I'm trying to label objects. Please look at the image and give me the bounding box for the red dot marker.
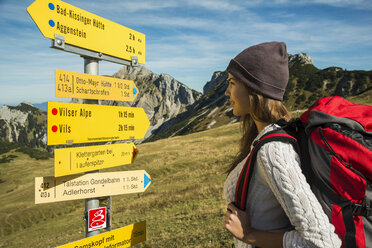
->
[52,125,58,132]
[52,108,58,115]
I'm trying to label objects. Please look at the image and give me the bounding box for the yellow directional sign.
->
[35,170,151,204]
[47,102,150,145]
[54,142,138,177]
[56,69,138,102]
[57,221,146,248]
[27,0,145,64]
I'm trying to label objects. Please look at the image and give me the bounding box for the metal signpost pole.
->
[83,57,99,104]
[83,57,100,237]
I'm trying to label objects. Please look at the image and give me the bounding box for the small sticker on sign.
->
[88,207,107,232]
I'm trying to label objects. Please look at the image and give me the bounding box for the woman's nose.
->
[225,86,230,97]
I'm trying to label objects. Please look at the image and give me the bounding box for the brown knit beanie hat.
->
[226,41,289,101]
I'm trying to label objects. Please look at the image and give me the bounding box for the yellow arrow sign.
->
[57,221,146,248]
[35,170,151,204]
[54,142,138,177]
[56,69,138,102]
[27,0,145,64]
[47,102,150,145]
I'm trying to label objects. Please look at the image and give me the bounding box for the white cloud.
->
[303,0,371,8]
[240,0,372,9]
[184,0,242,11]
[0,0,371,104]
[86,0,178,13]
[74,0,243,13]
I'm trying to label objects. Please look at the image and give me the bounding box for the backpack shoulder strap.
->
[234,129,298,210]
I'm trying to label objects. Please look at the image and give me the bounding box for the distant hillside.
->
[0,103,47,149]
[285,58,372,109]
[1,54,371,146]
[147,53,372,142]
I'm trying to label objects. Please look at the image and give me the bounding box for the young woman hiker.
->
[223,41,341,248]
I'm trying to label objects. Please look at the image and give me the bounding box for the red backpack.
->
[235,96,372,248]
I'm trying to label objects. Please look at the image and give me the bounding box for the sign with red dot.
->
[47,101,150,145]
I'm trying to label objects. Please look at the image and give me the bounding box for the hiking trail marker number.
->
[56,69,138,102]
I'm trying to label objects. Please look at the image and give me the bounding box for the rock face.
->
[102,65,202,140]
[288,53,313,66]
[0,103,47,147]
[203,71,228,94]
[146,70,234,142]
[0,105,28,142]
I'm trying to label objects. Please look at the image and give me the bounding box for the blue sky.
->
[0,0,371,106]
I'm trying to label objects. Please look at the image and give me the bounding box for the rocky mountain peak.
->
[113,65,154,81]
[203,71,228,94]
[288,52,313,66]
[0,105,29,126]
[105,65,202,140]
[0,103,47,147]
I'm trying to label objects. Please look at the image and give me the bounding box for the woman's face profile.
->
[225,73,252,117]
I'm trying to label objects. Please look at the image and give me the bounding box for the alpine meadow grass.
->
[0,123,241,247]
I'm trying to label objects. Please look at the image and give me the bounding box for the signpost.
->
[56,69,138,102]
[27,0,145,64]
[54,142,138,177]
[57,221,146,248]
[28,0,150,245]
[35,170,151,204]
[47,102,150,145]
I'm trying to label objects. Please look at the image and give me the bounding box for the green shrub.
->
[0,141,19,155]
[295,93,306,105]
[15,146,52,160]
[0,154,18,164]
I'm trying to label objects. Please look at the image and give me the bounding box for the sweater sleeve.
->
[256,141,341,248]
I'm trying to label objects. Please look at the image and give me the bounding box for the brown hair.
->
[227,87,292,173]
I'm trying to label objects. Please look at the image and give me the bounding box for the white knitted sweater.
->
[224,124,341,248]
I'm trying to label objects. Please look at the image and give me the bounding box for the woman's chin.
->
[232,110,241,117]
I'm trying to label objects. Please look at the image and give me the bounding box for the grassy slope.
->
[346,89,372,106]
[0,123,241,247]
[1,95,370,247]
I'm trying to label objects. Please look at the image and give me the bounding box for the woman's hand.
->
[224,203,285,247]
[224,202,254,243]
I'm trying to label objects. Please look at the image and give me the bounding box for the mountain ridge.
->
[146,53,372,142]
[0,66,201,147]
[1,52,371,146]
